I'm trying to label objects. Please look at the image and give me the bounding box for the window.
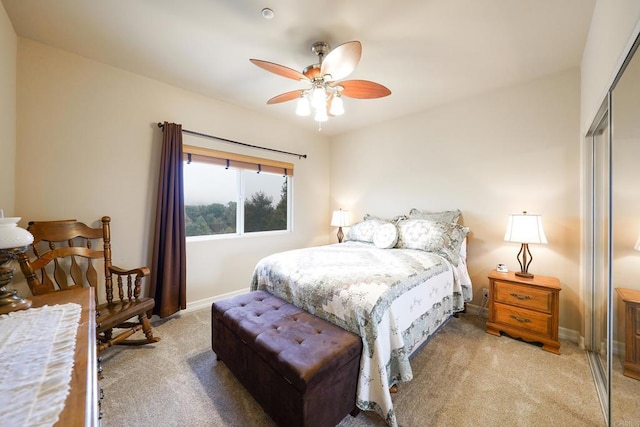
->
[182,145,293,238]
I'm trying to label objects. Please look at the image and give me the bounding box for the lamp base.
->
[515,271,534,279]
[0,246,32,315]
[0,287,31,315]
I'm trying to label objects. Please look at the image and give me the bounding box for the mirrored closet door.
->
[610,33,640,425]
[587,30,640,426]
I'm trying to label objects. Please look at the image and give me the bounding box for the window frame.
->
[182,144,294,241]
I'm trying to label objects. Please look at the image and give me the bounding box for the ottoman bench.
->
[211,290,362,427]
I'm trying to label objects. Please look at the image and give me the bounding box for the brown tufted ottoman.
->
[212,290,362,427]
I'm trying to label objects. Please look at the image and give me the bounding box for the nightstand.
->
[486,270,561,354]
[615,288,640,380]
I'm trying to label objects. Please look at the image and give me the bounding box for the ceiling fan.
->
[250,41,391,127]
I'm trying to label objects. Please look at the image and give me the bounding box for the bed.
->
[250,211,473,427]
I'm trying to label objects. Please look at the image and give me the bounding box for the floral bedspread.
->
[250,241,473,427]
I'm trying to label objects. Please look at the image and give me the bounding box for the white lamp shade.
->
[504,213,547,244]
[311,86,326,109]
[329,95,344,116]
[0,217,34,249]
[314,107,328,122]
[330,210,350,227]
[296,96,310,116]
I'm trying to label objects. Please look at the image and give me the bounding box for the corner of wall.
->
[0,3,17,214]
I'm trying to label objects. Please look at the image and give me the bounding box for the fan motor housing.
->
[303,64,321,79]
[304,42,330,79]
[311,41,330,57]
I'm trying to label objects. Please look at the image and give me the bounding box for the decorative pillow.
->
[408,208,462,224]
[396,219,469,265]
[345,219,388,243]
[373,222,398,249]
[363,213,408,225]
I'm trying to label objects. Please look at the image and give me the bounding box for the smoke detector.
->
[261,8,275,19]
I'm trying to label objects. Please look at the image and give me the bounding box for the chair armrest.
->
[107,266,151,301]
[109,265,150,278]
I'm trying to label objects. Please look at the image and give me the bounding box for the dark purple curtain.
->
[150,122,186,317]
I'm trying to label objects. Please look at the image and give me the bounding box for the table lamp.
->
[504,211,547,278]
[0,214,34,314]
[330,209,350,243]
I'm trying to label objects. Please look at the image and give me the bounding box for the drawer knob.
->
[510,314,531,323]
[510,292,532,300]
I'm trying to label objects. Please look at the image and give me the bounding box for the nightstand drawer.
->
[615,288,640,379]
[494,302,551,336]
[494,280,553,313]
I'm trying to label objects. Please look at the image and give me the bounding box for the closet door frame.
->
[584,96,612,425]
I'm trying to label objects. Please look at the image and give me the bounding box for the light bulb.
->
[314,108,328,122]
[329,94,344,116]
[311,86,326,109]
[296,96,310,116]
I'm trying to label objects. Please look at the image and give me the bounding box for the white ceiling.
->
[2,0,595,136]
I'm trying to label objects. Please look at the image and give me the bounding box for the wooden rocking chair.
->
[17,216,160,352]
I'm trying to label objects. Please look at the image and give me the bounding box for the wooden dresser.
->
[616,288,640,380]
[486,270,561,354]
[31,287,100,426]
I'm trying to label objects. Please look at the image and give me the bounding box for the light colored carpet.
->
[99,308,633,427]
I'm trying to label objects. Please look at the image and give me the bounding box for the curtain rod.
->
[157,122,307,159]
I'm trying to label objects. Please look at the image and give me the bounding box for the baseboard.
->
[558,327,581,346]
[613,338,624,356]
[184,289,250,314]
[465,303,582,346]
[465,302,487,317]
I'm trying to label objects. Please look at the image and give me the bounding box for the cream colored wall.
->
[0,3,16,214]
[13,39,331,305]
[330,69,582,333]
[580,0,640,132]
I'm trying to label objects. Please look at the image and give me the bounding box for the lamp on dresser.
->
[0,214,34,314]
[504,211,547,278]
[330,209,350,243]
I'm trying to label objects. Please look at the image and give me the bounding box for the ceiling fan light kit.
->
[250,40,391,130]
[295,95,311,116]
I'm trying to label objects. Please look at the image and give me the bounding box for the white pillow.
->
[373,223,398,249]
[345,219,388,243]
[363,213,408,225]
[396,219,469,265]
[408,208,461,224]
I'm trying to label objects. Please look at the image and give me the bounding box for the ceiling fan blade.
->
[267,90,305,105]
[338,80,392,99]
[250,59,309,82]
[320,41,362,81]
